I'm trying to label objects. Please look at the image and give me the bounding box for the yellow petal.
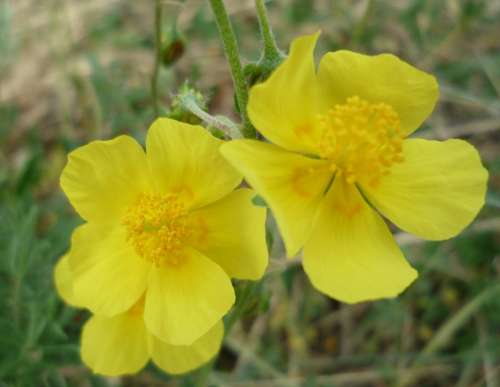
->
[247,32,323,153]
[361,139,488,240]
[81,312,149,376]
[144,248,234,345]
[317,50,438,136]
[69,223,150,316]
[303,177,417,303]
[221,140,332,257]
[150,321,223,375]
[60,135,151,222]
[187,188,268,280]
[54,254,82,308]
[146,118,242,210]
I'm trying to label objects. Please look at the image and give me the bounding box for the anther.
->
[122,192,190,266]
[317,96,404,185]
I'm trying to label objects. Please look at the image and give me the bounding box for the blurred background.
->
[1,0,499,386]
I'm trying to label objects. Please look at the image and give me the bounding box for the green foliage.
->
[0,193,87,386]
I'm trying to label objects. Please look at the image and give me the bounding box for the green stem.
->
[209,0,255,138]
[224,281,257,335]
[151,0,163,117]
[193,281,258,384]
[255,0,281,61]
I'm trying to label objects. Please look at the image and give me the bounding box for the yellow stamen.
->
[318,96,404,186]
[122,192,190,266]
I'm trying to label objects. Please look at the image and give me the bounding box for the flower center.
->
[122,192,190,266]
[318,96,404,186]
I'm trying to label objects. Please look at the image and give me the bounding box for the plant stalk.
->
[151,0,163,117]
[208,0,255,138]
[255,0,281,62]
[193,281,259,384]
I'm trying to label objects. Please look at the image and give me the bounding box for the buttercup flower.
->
[221,32,488,303]
[59,118,268,345]
[55,255,223,376]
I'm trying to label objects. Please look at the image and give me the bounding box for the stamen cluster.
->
[318,96,404,186]
[122,192,190,266]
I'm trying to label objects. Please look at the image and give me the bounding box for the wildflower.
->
[54,256,223,376]
[59,118,268,344]
[221,32,488,303]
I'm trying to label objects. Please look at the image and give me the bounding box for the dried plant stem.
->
[151,0,163,117]
[475,315,499,387]
[222,364,455,386]
[399,283,500,387]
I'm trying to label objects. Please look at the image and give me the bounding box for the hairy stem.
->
[255,0,281,61]
[208,0,255,138]
[179,92,241,138]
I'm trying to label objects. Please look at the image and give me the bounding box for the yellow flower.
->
[59,118,268,345]
[55,255,222,376]
[221,32,488,303]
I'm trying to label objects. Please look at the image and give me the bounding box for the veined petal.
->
[146,118,242,210]
[303,177,417,303]
[60,136,151,222]
[69,223,150,316]
[317,50,438,136]
[247,32,323,153]
[54,254,82,308]
[150,321,223,375]
[81,312,149,376]
[187,188,268,280]
[361,139,488,240]
[221,140,332,258]
[144,248,234,346]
